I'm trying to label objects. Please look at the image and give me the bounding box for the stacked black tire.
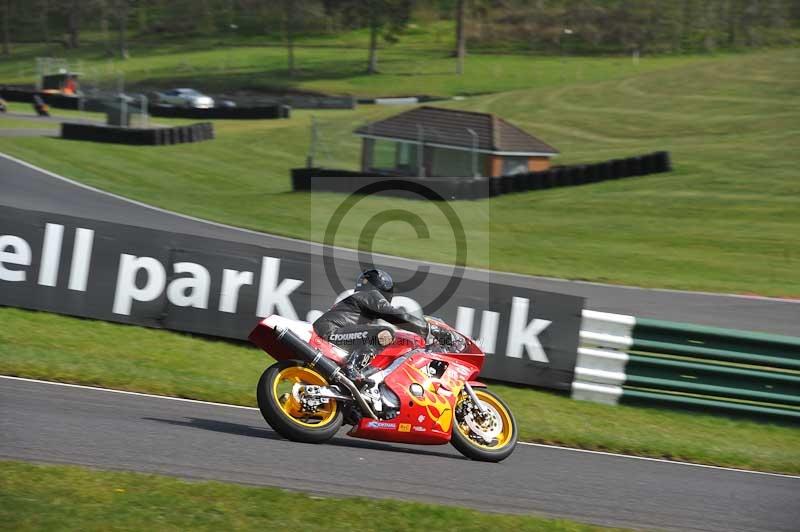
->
[1,86,291,119]
[291,151,672,201]
[149,105,289,119]
[61,122,215,146]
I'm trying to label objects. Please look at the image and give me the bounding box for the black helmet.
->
[355,269,394,299]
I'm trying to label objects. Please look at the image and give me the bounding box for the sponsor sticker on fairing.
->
[366,421,396,429]
[398,423,411,432]
[412,426,426,432]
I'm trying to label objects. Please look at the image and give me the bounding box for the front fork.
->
[463,382,489,415]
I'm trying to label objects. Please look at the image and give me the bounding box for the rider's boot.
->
[343,347,375,384]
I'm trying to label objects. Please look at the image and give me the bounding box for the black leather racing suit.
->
[313,290,428,379]
[313,289,428,339]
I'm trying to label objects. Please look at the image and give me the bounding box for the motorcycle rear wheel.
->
[257,361,343,443]
[450,388,517,462]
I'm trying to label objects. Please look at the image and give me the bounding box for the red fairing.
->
[248,316,348,365]
[348,349,480,445]
[249,314,488,447]
[369,329,425,370]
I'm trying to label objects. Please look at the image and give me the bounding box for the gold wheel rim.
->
[271,366,338,428]
[457,390,513,450]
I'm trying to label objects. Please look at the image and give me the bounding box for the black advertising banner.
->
[0,206,584,390]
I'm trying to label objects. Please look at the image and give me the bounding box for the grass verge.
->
[0,460,623,532]
[1,307,797,474]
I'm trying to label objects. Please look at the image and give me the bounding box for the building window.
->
[371,139,396,170]
[430,147,485,177]
[396,142,418,172]
[502,156,529,176]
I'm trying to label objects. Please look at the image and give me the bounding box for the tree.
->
[40,0,50,51]
[67,0,80,48]
[1,0,10,56]
[702,0,718,51]
[367,0,379,73]
[284,0,297,77]
[117,0,129,59]
[365,0,413,74]
[321,0,411,75]
[455,0,466,74]
[99,0,112,57]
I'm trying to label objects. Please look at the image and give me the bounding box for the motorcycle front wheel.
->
[257,361,343,443]
[451,388,517,462]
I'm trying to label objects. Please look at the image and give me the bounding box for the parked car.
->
[156,88,215,109]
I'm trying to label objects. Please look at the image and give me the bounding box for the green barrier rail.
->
[625,318,800,421]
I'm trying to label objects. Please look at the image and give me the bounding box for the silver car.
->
[156,88,214,109]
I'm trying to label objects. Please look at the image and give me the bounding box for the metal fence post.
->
[467,127,478,177]
[140,95,149,128]
[307,115,317,168]
[417,124,425,177]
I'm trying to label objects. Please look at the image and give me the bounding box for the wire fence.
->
[310,115,363,171]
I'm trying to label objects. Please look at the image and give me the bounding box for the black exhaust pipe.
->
[274,326,377,419]
[275,326,342,381]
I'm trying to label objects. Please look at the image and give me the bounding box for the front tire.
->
[256,361,342,443]
[451,388,517,462]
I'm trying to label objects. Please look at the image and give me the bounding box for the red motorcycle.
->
[249,314,517,462]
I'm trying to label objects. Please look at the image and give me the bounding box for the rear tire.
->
[451,388,517,462]
[256,361,342,443]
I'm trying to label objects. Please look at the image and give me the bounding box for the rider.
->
[313,269,429,381]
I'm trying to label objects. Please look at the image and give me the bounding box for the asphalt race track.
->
[1,377,798,532]
[1,152,798,335]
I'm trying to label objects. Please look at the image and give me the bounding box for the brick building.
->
[354,106,558,178]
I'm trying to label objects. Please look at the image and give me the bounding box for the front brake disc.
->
[464,403,502,442]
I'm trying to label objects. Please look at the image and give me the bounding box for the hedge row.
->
[291,151,672,200]
[61,122,214,146]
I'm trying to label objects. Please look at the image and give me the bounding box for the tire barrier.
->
[0,86,81,109]
[149,104,290,120]
[1,86,290,119]
[291,151,672,200]
[291,168,490,201]
[61,122,214,146]
[357,95,450,105]
[573,310,800,422]
[244,95,354,109]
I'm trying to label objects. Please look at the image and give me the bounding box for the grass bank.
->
[1,49,798,295]
[0,460,624,532]
[1,307,797,474]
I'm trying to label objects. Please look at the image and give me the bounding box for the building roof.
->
[354,106,558,155]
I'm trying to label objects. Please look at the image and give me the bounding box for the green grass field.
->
[0,461,625,532]
[0,119,57,130]
[2,29,798,529]
[0,22,704,97]
[2,307,797,474]
[0,101,195,126]
[1,48,798,295]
